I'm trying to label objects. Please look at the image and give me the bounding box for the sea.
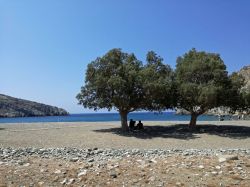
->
[0,112,229,124]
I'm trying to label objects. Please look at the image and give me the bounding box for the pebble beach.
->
[0,120,250,186]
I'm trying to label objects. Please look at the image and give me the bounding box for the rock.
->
[198,165,204,169]
[149,176,156,181]
[149,159,157,164]
[40,169,48,173]
[38,181,44,186]
[109,171,117,178]
[23,163,30,167]
[17,160,25,165]
[60,178,67,185]
[54,169,61,174]
[211,171,218,175]
[70,157,79,162]
[78,170,87,177]
[218,155,238,163]
[88,158,94,162]
[215,165,221,170]
[67,178,75,185]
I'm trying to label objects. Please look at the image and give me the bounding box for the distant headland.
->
[0,94,68,118]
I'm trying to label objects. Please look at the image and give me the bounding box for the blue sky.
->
[1,0,250,113]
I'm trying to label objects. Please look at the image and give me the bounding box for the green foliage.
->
[77,49,144,113]
[142,51,175,111]
[77,49,174,130]
[225,73,245,112]
[175,48,229,125]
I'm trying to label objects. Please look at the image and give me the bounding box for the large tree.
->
[76,49,173,131]
[175,49,229,127]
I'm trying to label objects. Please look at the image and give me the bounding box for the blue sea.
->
[0,112,226,123]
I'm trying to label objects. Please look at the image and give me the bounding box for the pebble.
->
[54,169,61,174]
[23,163,30,167]
[70,157,79,162]
[218,155,238,163]
[109,171,117,178]
[211,171,218,175]
[88,158,94,162]
[78,170,87,177]
[60,178,67,185]
[67,178,75,185]
[38,181,44,186]
[215,165,221,170]
[149,159,157,163]
[198,165,204,169]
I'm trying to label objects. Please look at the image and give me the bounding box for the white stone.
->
[150,159,157,164]
[38,181,44,186]
[67,178,75,185]
[23,163,30,167]
[218,155,238,163]
[54,169,61,174]
[78,170,87,177]
[60,178,67,185]
[215,165,221,170]
[211,171,218,175]
[198,165,204,169]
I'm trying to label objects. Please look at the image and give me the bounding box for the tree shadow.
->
[193,124,250,139]
[93,124,250,140]
[94,124,198,140]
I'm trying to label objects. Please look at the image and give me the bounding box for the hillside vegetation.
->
[0,94,68,118]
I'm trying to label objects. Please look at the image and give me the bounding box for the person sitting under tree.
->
[129,119,136,130]
[137,120,144,130]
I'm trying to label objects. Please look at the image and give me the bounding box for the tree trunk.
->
[119,111,129,131]
[189,113,198,127]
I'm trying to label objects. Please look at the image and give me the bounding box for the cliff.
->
[0,94,69,118]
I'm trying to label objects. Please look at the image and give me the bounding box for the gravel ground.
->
[0,121,250,149]
[0,120,250,186]
[0,148,250,186]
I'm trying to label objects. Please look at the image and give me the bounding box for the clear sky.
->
[1,0,250,113]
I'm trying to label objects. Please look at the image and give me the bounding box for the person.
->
[129,119,136,130]
[137,120,144,130]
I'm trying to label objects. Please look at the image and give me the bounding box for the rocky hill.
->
[239,65,250,92]
[0,94,68,118]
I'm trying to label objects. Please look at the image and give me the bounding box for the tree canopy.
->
[77,49,174,131]
[175,48,230,126]
[77,48,247,130]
